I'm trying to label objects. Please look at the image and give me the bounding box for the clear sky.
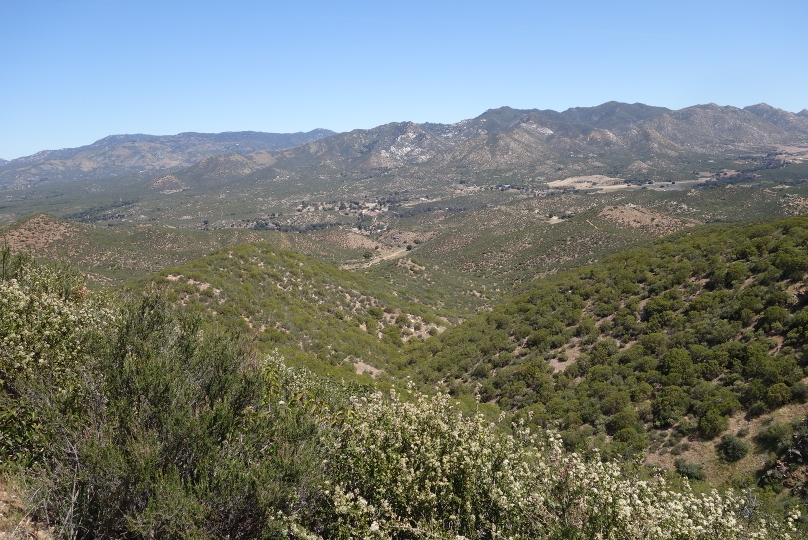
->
[2,0,807,160]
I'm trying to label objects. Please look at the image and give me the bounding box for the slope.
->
[402,216,808,485]
[137,242,447,378]
[0,213,363,285]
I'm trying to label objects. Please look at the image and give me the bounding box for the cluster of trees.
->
[404,217,808,456]
[63,199,137,223]
[1,251,799,538]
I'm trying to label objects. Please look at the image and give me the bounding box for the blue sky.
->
[2,0,807,160]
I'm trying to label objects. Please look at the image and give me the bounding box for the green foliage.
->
[404,216,808,453]
[26,297,325,538]
[0,252,113,464]
[136,243,445,380]
[653,386,690,428]
[675,459,706,481]
[318,388,794,539]
[2,256,800,539]
[717,434,750,463]
[698,409,729,440]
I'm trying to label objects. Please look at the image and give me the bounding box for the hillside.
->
[148,101,808,192]
[0,239,801,539]
[0,129,335,189]
[6,167,808,318]
[402,216,808,487]
[0,213,386,285]
[5,101,807,232]
[138,242,447,378]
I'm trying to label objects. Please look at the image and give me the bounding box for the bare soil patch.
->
[781,195,808,215]
[645,402,808,484]
[548,175,625,189]
[0,477,52,539]
[353,361,382,378]
[599,205,697,236]
[309,230,381,251]
[342,247,409,269]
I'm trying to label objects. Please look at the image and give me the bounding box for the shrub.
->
[767,382,792,409]
[698,408,729,440]
[0,254,114,464]
[652,386,690,427]
[675,459,706,481]
[756,421,795,452]
[316,387,794,539]
[717,434,750,462]
[18,296,330,539]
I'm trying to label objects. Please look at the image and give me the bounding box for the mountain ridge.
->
[0,129,336,189]
[4,102,808,206]
[170,102,808,191]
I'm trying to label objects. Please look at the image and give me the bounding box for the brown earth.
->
[0,478,51,539]
[598,205,698,236]
[644,402,808,484]
[0,214,88,258]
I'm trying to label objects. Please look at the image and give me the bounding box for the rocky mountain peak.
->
[744,103,808,136]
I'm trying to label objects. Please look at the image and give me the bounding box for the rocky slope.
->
[6,102,808,198]
[158,102,808,190]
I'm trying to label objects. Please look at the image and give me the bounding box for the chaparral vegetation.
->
[0,250,803,539]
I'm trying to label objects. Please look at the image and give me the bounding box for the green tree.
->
[698,408,729,440]
[652,386,690,427]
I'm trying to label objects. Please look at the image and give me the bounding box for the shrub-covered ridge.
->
[403,217,808,458]
[1,252,799,538]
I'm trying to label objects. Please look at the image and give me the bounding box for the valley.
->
[4,100,808,537]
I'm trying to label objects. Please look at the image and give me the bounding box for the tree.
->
[698,408,728,440]
[652,386,690,427]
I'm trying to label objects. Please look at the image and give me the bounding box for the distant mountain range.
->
[3,102,808,191]
[0,129,335,189]
[155,102,808,192]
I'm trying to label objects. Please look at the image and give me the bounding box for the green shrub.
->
[652,386,690,427]
[717,434,750,462]
[317,388,790,539]
[20,296,330,539]
[0,253,113,464]
[675,459,706,481]
[766,382,792,409]
[698,408,729,440]
[756,421,795,452]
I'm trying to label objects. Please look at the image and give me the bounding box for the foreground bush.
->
[0,253,113,464]
[15,294,329,539]
[716,434,750,463]
[310,388,798,539]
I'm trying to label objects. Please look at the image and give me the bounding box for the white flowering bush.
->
[309,387,798,540]
[0,253,113,462]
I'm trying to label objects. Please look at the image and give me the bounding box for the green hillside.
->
[402,216,808,483]
[0,214,372,286]
[137,242,447,379]
[1,251,798,538]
